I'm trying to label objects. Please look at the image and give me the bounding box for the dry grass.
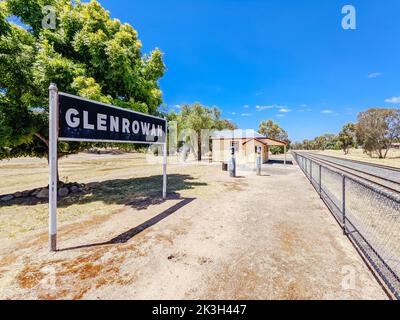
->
[0,152,213,241]
[317,149,400,168]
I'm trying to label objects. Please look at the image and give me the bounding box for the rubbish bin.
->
[222,162,228,171]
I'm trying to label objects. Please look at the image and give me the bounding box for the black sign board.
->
[58,93,167,144]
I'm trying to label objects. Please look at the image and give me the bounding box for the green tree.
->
[169,103,235,161]
[315,134,339,150]
[258,119,290,154]
[179,103,219,161]
[338,123,356,155]
[0,0,165,163]
[215,118,238,131]
[356,108,400,158]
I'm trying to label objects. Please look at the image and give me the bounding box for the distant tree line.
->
[292,108,400,159]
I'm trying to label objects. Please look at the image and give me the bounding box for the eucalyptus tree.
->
[0,0,165,161]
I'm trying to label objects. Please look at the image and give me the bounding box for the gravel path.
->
[0,158,387,299]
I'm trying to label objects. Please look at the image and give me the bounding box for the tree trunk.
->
[383,147,390,159]
[197,134,202,161]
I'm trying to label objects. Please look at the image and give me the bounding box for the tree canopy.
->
[338,123,356,155]
[258,119,290,154]
[0,0,165,159]
[356,108,400,158]
[258,119,288,141]
[168,103,237,161]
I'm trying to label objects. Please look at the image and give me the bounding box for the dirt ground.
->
[0,153,388,299]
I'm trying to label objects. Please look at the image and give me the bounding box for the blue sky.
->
[99,0,400,141]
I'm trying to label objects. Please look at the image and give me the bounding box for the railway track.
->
[299,152,400,194]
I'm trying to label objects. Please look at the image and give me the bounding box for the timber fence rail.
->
[292,152,400,300]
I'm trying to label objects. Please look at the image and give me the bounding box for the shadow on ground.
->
[268,159,293,165]
[0,174,206,211]
[58,197,195,251]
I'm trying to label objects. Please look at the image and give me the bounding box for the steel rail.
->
[300,153,400,194]
[309,152,400,173]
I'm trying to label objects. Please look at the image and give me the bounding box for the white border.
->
[58,92,167,123]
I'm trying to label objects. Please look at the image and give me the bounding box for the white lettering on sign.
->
[122,118,130,133]
[110,116,119,132]
[97,113,107,131]
[64,108,164,138]
[83,111,94,130]
[151,124,157,136]
[141,122,150,135]
[132,120,140,134]
[66,108,79,128]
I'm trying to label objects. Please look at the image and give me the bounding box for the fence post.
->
[306,158,309,177]
[342,175,346,235]
[310,159,313,182]
[319,164,322,197]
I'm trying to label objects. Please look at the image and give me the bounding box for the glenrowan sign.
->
[58,92,166,144]
[48,84,168,252]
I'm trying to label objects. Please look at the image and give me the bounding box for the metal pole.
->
[162,127,167,199]
[284,145,286,165]
[229,146,236,177]
[49,83,58,252]
[342,175,346,235]
[256,146,261,176]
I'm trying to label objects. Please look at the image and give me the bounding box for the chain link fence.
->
[293,152,400,299]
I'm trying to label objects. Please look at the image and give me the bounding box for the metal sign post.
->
[163,128,167,199]
[256,146,262,176]
[47,84,167,252]
[49,83,58,252]
[229,146,236,177]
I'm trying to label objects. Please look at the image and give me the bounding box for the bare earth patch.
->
[0,153,387,299]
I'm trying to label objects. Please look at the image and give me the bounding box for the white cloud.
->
[322,109,333,114]
[256,105,274,111]
[255,104,291,112]
[241,113,252,117]
[368,72,383,79]
[276,114,285,118]
[299,104,308,108]
[229,111,237,115]
[385,96,400,103]
[243,105,249,109]
[171,104,181,109]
